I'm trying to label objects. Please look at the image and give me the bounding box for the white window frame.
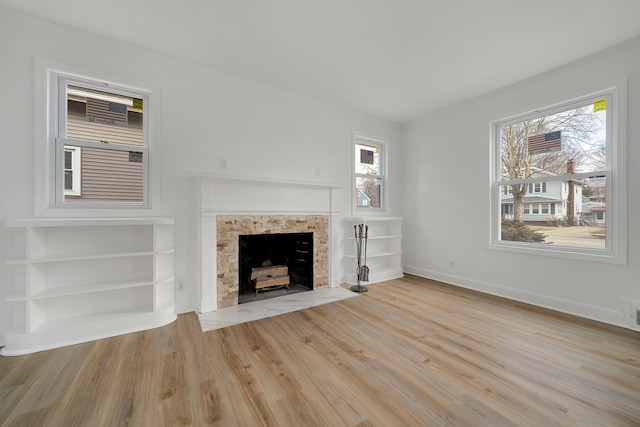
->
[490,82,627,265]
[353,134,386,213]
[34,60,158,216]
[541,203,549,215]
[533,182,542,193]
[63,146,81,196]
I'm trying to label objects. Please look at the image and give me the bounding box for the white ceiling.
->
[2,0,640,122]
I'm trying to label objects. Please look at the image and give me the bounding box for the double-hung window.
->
[50,71,151,208]
[354,135,385,211]
[491,84,626,263]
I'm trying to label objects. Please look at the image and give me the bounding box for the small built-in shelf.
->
[343,216,403,285]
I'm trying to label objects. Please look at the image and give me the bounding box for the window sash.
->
[53,75,150,208]
[54,138,149,206]
[354,135,386,211]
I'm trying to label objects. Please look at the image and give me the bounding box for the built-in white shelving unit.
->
[2,217,176,356]
[344,216,403,285]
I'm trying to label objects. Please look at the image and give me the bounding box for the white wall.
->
[403,37,640,329]
[0,9,403,336]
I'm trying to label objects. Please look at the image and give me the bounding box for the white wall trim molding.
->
[403,264,628,330]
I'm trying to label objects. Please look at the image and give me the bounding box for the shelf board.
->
[6,217,175,228]
[344,216,403,222]
[23,250,160,264]
[29,275,175,300]
[344,267,403,285]
[30,304,166,334]
[154,275,175,284]
[155,248,176,255]
[345,250,403,259]
[5,291,28,302]
[0,305,177,356]
[346,234,402,241]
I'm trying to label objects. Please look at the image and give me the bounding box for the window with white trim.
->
[492,85,626,263]
[50,71,151,208]
[64,146,81,196]
[541,203,549,214]
[354,135,385,211]
[532,182,544,193]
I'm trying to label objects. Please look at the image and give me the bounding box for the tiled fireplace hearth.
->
[192,172,346,313]
[216,215,329,307]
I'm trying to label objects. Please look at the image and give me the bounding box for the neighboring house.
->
[357,189,371,208]
[65,89,144,202]
[501,179,584,224]
[585,180,606,203]
[581,202,606,225]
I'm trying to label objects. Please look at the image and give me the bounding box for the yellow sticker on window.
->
[593,99,606,112]
[132,98,144,110]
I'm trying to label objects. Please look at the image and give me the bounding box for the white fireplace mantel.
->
[190,171,348,313]
[188,171,347,191]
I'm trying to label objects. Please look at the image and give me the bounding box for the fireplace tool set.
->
[351,224,370,293]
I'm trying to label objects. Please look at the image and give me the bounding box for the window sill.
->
[487,241,626,265]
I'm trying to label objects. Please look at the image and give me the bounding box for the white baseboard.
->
[403,264,628,330]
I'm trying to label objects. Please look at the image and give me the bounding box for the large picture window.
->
[491,85,626,263]
[50,71,151,208]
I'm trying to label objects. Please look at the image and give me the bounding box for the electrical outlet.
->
[315,167,321,178]
[449,259,455,269]
[219,157,228,169]
[620,298,640,330]
[178,280,185,290]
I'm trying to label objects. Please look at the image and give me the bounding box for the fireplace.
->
[192,172,344,313]
[215,215,329,308]
[238,232,314,303]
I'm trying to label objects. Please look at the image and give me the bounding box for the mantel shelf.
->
[188,171,348,190]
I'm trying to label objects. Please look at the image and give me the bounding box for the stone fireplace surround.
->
[192,172,346,313]
[216,214,329,307]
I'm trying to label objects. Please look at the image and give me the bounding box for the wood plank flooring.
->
[1,275,639,426]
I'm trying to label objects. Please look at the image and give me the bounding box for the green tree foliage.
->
[501,220,546,242]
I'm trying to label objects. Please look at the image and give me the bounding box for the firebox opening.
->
[238,232,313,304]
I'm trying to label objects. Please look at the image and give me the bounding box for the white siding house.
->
[501,180,583,224]
[582,202,606,225]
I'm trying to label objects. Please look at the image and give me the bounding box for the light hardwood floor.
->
[1,275,639,426]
